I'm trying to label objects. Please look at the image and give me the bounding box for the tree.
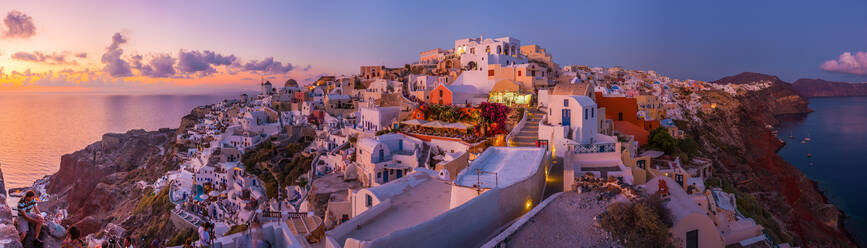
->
[647,127,676,154]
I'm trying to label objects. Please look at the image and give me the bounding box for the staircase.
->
[511,110,544,147]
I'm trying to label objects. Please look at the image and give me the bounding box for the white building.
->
[538,95,599,157]
[357,106,400,133]
[451,36,528,92]
[354,133,428,187]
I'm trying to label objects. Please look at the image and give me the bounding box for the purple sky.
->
[1,0,866,92]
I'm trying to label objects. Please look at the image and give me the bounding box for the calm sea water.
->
[0,94,235,191]
[776,97,867,245]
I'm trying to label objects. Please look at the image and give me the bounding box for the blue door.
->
[562,109,571,126]
[383,170,389,183]
[396,170,403,179]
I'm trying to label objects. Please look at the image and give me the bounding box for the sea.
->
[776,96,867,245]
[0,93,238,193]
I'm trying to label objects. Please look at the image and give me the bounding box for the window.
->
[470,48,475,54]
[591,108,595,118]
[488,70,495,76]
[376,172,381,178]
[366,195,373,207]
[563,99,568,107]
[618,112,623,121]
[531,70,536,77]
[518,71,522,76]
[637,160,646,169]
[686,230,698,248]
[440,90,444,97]
[584,109,588,120]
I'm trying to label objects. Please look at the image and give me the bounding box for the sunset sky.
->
[1,0,866,93]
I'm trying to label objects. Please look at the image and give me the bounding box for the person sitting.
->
[17,190,44,242]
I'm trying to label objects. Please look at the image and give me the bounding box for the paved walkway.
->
[544,156,564,199]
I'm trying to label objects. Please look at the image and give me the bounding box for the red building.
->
[595,92,661,145]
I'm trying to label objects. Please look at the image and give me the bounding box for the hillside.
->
[711,72,786,85]
[690,73,855,247]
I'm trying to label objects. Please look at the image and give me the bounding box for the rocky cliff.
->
[0,164,24,248]
[792,78,867,97]
[693,73,855,247]
[38,128,180,239]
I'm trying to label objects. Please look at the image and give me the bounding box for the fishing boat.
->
[807,153,812,158]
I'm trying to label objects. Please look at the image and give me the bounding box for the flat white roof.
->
[343,173,452,242]
[455,147,546,189]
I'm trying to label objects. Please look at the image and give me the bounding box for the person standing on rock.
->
[17,190,44,243]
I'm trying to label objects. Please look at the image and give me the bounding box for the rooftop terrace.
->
[455,147,546,189]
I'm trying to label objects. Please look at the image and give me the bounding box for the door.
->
[396,170,403,179]
[686,230,698,248]
[383,170,389,183]
[562,109,571,126]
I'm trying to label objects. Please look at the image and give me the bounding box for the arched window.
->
[511,46,516,56]
[486,46,490,54]
[497,45,502,54]
[504,45,509,55]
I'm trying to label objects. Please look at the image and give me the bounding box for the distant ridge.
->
[792,78,867,97]
[712,72,867,98]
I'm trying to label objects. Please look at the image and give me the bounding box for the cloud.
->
[75,53,87,59]
[177,50,237,75]
[101,32,133,77]
[241,57,294,74]
[820,51,867,76]
[11,51,78,65]
[139,54,176,78]
[302,65,312,71]
[2,10,36,38]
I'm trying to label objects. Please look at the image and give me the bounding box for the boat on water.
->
[807,153,812,158]
[801,140,807,144]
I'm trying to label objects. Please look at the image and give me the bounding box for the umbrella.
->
[401,119,428,126]
[445,122,472,129]
[423,121,447,128]
[199,194,209,201]
[209,191,220,197]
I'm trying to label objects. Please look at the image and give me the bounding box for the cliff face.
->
[42,128,176,236]
[694,75,855,247]
[0,164,24,248]
[793,78,867,97]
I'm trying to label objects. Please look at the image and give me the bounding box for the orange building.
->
[595,92,661,145]
[428,84,479,106]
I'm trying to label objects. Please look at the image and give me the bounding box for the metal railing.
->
[570,143,616,153]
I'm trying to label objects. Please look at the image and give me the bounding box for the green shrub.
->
[599,195,674,247]
[167,228,198,246]
[224,224,248,236]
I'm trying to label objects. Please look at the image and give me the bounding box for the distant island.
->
[712,71,867,98]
